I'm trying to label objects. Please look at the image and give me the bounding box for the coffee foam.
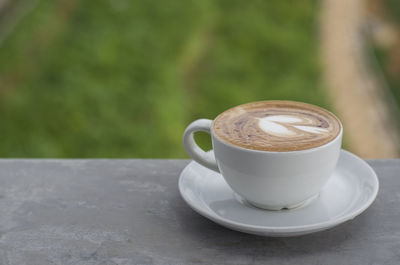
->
[258,115,329,137]
[212,101,341,152]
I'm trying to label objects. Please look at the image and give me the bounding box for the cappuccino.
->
[212,101,341,152]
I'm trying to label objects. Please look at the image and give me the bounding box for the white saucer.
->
[179,150,379,237]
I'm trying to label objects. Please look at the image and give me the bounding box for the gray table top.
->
[0,159,397,265]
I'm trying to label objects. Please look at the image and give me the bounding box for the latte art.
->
[212,101,341,151]
[258,115,328,137]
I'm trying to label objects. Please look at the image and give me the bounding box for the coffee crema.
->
[212,101,341,152]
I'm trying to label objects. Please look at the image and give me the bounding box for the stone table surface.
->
[0,159,398,265]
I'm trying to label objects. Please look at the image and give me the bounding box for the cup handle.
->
[183,119,220,172]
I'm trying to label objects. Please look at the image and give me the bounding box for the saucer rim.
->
[179,149,379,234]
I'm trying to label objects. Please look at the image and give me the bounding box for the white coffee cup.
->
[183,118,343,210]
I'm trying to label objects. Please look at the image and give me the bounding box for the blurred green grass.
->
[373,0,400,108]
[0,0,331,158]
[373,45,400,108]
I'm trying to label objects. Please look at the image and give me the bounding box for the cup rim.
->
[211,101,343,154]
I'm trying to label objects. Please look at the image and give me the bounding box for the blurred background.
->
[0,0,398,158]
